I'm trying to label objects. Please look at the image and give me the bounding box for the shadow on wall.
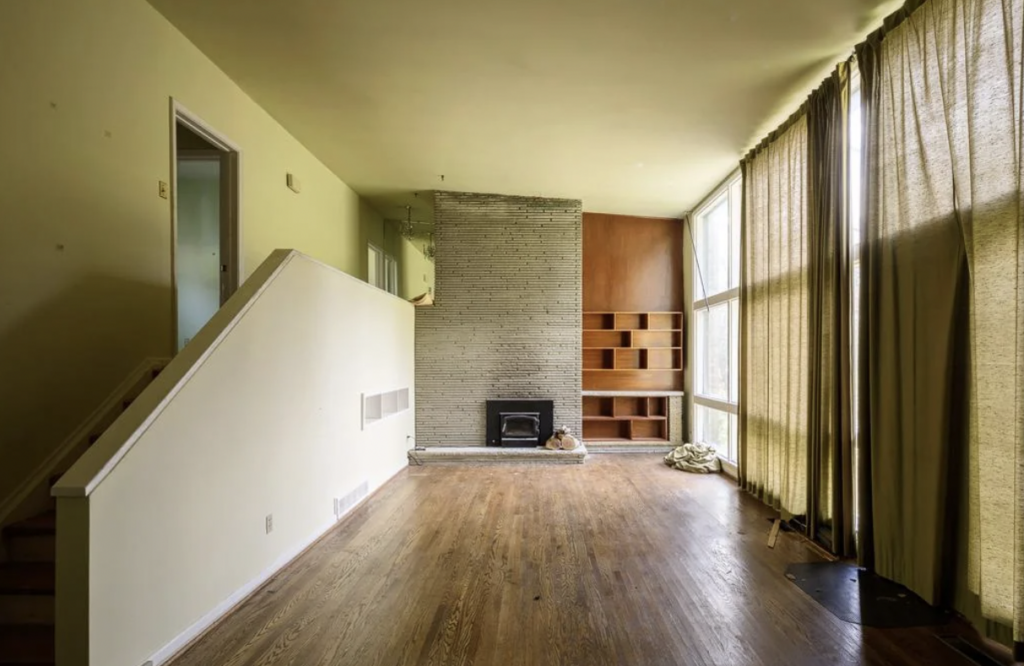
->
[0,274,170,504]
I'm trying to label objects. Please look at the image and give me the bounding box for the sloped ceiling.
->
[148,0,899,219]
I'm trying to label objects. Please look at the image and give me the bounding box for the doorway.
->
[171,103,240,352]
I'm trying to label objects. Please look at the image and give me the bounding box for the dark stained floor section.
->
[169,455,1011,666]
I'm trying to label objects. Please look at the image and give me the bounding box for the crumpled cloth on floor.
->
[664,442,721,474]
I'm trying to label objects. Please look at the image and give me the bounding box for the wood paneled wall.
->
[582,214,683,313]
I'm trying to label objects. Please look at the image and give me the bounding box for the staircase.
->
[0,363,165,665]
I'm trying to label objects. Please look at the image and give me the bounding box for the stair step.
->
[4,514,55,538]
[0,623,54,664]
[3,531,55,565]
[0,564,54,596]
[0,594,53,625]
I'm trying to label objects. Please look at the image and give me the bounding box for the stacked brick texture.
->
[415,191,583,446]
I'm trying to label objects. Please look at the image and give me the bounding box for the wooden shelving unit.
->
[582,395,669,442]
[582,312,684,391]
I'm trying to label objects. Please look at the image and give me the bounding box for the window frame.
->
[368,243,399,296]
[691,172,742,462]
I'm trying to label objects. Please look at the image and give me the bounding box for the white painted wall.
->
[69,252,414,666]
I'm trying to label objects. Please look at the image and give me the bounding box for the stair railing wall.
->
[51,249,416,666]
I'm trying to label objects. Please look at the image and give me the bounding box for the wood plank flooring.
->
[169,456,1011,666]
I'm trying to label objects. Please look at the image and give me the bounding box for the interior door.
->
[176,151,224,350]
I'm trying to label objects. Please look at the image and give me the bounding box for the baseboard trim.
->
[0,357,166,529]
[151,462,408,666]
[147,517,336,666]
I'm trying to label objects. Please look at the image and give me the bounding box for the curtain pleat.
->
[740,72,855,554]
[857,0,1024,645]
[740,116,811,517]
[807,64,856,557]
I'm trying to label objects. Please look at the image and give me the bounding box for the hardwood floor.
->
[170,456,1009,666]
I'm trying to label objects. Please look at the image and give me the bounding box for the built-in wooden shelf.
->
[582,395,670,442]
[582,311,683,391]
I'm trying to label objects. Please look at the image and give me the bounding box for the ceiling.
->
[148,0,900,220]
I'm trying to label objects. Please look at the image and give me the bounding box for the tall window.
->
[692,174,742,461]
[849,65,863,532]
[368,244,398,296]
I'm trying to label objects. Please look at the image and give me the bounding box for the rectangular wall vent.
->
[335,481,369,520]
[362,388,410,429]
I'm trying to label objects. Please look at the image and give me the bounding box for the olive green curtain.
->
[856,0,1023,647]
[807,64,855,557]
[740,71,855,555]
[739,114,811,517]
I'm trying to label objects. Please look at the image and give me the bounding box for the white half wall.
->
[71,252,414,666]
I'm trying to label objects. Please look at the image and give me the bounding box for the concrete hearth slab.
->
[407,446,587,466]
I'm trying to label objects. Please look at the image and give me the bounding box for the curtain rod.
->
[743,0,926,163]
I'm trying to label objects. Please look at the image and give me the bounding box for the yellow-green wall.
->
[357,202,435,301]
[0,0,377,507]
[358,201,401,285]
[400,236,435,300]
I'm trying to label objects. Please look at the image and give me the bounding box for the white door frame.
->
[169,98,243,353]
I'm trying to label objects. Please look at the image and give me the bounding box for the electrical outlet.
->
[158,181,169,199]
[265,514,273,534]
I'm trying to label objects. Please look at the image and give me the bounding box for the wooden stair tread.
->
[0,564,54,595]
[0,623,54,663]
[4,514,55,537]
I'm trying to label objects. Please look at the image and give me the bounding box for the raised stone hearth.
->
[408,446,587,466]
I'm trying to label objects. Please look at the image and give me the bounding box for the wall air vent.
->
[335,481,370,520]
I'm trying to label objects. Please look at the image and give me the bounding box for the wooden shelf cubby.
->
[581,395,670,442]
[581,311,683,391]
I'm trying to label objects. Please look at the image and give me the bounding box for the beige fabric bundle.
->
[664,443,720,474]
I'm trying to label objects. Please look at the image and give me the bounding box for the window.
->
[692,174,742,461]
[849,64,863,533]
[368,244,398,296]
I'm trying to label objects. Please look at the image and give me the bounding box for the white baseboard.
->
[147,516,335,666]
[151,463,406,666]
[0,358,167,529]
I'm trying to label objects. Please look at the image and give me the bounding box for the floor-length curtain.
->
[807,64,855,557]
[945,0,1024,648]
[739,115,810,517]
[857,0,1023,647]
